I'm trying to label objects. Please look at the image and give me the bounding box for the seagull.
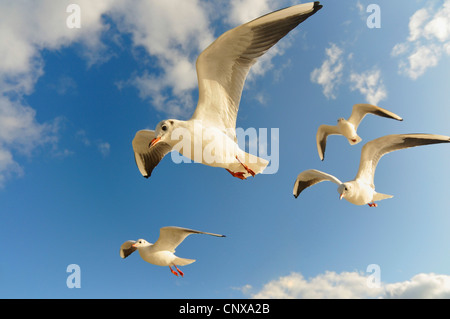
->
[316,104,403,161]
[294,134,450,207]
[120,226,225,277]
[132,2,323,179]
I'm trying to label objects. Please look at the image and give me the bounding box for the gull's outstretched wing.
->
[191,2,322,139]
[347,104,403,130]
[316,124,341,161]
[293,169,342,198]
[153,226,225,253]
[355,133,450,186]
[132,130,172,178]
[120,240,137,259]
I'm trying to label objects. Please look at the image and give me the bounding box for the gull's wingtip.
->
[314,1,323,11]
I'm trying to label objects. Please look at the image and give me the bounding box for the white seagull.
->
[120,226,225,277]
[132,2,323,179]
[294,134,450,207]
[316,104,403,161]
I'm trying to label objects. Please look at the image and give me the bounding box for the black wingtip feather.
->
[314,2,323,11]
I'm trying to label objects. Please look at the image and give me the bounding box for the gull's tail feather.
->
[373,192,393,202]
[174,257,196,266]
[228,152,269,177]
[245,153,269,176]
[348,135,362,145]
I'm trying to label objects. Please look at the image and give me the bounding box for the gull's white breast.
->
[337,120,357,140]
[172,121,241,168]
[344,181,375,205]
[139,249,176,267]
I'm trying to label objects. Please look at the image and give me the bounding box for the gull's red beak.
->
[150,137,161,147]
[339,193,344,200]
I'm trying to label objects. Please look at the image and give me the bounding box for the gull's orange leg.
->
[174,265,184,277]
[226,169,247,180]
[368,202,378,207]
[235,156,255,177]
[169,266,179,276]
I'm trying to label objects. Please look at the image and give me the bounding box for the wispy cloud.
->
[0,0,115,186]
[111,0,214,118]
[48,75,77,95]
[391,0,450,79]
[242,271,450,299]
[311,43,387,104]
[0,95,57,187]
[350,68,387,105]
[226,0,275,26]
[76,130,111,157]
[97,142,111,157]
[310,43,344,99]
[0,0,212,184]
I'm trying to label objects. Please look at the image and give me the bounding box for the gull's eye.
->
[161,125,167,131]
[344,187,348,191]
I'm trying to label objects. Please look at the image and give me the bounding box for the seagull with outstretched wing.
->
[294,134,450,207]
[120,226,225,277]
[316,104,403,161]
[133,2,323,179]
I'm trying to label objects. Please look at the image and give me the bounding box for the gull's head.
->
[151,119,177,147]
[337,117,345,123]
[337,183,353,200]
[132,239,151,248]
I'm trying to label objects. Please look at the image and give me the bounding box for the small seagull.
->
[120,226,225,277]
[316,104,403,161]
[132,2,323,179]
[294,134,450,207]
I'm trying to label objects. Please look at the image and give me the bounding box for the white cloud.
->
[408,8,429,42]
[0,0,213,184]
[0,148,24,188]
[392,0,450,79]
[404,45,441,80]
[110,0,214,118]
[243,271,450,299]
[311,43,387,104]
[310,43,344,99]
[49,75,77,95]
[350,68,387,105]
[249,271,383,299]
[0,0,117,185]
[97,142,111,157]
[384,273,450,299]
[76,130,111,157]
[227,0,274,26]
[0,95,57,186]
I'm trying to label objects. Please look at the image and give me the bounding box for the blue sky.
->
[1,0,449,299]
